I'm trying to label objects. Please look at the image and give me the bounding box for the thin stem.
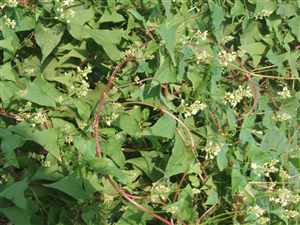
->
[92,57,173,225]
[122,101,197,155]
[92,56,134,157]
[0,108,23,122]
[107,176,173,225]
[230,63,300,81]
[173,172,187,202]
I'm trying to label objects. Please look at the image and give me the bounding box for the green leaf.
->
[172,186,197,221]
[73,99,91,121]
[261,129,288,153]
[87,29,123,61]
[45,174,96,200]
[99,9,125,23]
[254,0,277,15]
[88,157,128,184]
[208,0,225,41]
[231,0,245,16]
[15,16,35,32]
[0,129,24,167]
[0,179,28,209]
[205,189,219,205]
[231,163,247,193]
[0,63,16,82]
[239,116,256,145]
[288,16,300,41]
[23,77,60,107]
[162,1,172,18]
[165,134,194,177]
[74,136,96,161]
[158,23,177,65]
[287,50,299,77]
[27,129,61,160]
[151,114,176,139]
[217,148,228,171]
[70,6,94,25]
[0,207,31,225]
[154,57,176,83]
[240,42,266,66]
[119,113,141,136]
[0,81,19,104]
[102,138,125,168]
[35,23,64,62]
[277,3,297,17]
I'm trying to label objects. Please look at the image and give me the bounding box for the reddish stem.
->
[108,177,173,225]
[92,56,133,157]
[92,57,173,225]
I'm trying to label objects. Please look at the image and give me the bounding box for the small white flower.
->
[273,112,292,121]
[224,86,252,108]
[221,35,234,44]
[249,205,265,217]
[4,15,16,29]
[204,141,222,160]
[7,0,18,7]
[218,50,237,66]
[182,100,207,117]
[255,10,273,19]
[196,50,211,64]
[278,86,291,99]
[195,30,208,41]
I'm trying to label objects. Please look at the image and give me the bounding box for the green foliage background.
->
[0,0,300,224]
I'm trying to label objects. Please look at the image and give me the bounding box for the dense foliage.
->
[1,0,300,224]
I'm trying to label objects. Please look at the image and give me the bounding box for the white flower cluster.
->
[104,103,122,126]
[0,174,8,184]
[284,210,299,219]
[54,0,75,23]
[221,35,234,44]
[181,100,207,117]
[255,10,273,19]
[150,182,170,203]
[166,205,178,214]
[31,111,48,127]
[278,86,291,99]
[3,15,16,29]
[29,152,45,161]
[195,50,211,64]
[60,0,74,7]
[63,124,73,144]
[272,111,292,122]
[270,188,300,207]
[279,169,291,180]
[249,205,265,217]
[251,160,279,177]
[195,30,208,41]
[204,141,222,160]
[0,0,18,9]
[248,205,270,224]
[224,85,252,107]
[218,50,237,66]
[69,65,91,98]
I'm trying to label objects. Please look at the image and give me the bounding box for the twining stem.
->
[230,63,300,81]
[92,58,174,225]
[0,108,23,122]
[93,56,133,157]
[108,176,173,225]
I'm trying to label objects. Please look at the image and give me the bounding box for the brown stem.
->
[173,172,187,202]
[92,56,133,157]
[108,177,173,225]
[0,108,22,122]
[92,57,173,225]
